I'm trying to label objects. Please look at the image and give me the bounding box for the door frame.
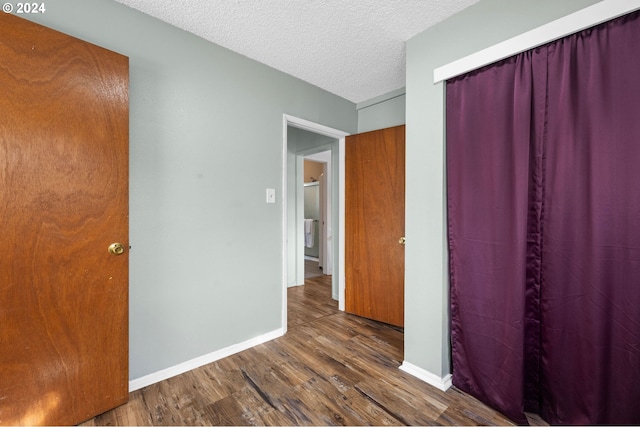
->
[282,114,349,332]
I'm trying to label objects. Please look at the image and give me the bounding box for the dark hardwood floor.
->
[81,274,520,426]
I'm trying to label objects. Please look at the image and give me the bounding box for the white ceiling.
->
[113,0,479,104]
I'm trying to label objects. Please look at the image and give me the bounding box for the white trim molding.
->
[399,361,453,392]
[129,328,284,392]
[337,135,346,311]
[284,114,350,139]
[434,0,640,83]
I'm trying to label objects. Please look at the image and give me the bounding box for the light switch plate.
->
[266,188,276,204]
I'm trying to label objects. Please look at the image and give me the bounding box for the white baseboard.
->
[399,361,452,392]
[129,328,285,392]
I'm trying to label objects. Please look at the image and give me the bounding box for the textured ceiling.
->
[113,0,479,103]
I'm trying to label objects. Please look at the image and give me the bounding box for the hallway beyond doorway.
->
[304,258,323,279]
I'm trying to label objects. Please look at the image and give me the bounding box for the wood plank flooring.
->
[80,275,518,426]
[304,259,323,279]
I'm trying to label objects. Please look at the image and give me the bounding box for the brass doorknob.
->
[108,243,126,255]
[399,237,406,245]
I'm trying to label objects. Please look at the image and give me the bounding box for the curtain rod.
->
[433,0,640,83]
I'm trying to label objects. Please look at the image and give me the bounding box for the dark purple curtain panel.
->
[540,12,640,425]
[446,52,540,425]
[447,11,640,425]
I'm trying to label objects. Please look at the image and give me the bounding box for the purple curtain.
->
[447,12,640,425]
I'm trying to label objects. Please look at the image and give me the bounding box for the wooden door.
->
[0,14,129,425]
[345,125,405,327]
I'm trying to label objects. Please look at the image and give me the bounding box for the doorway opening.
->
[303,152,329,281]
[282,115,349,333]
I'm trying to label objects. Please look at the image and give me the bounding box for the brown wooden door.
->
[0,14,129,425]
[345,125,405,327]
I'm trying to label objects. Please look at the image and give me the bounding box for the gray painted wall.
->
[23,0,356,380]
[404,0,601,379]
[357,88,406,133]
